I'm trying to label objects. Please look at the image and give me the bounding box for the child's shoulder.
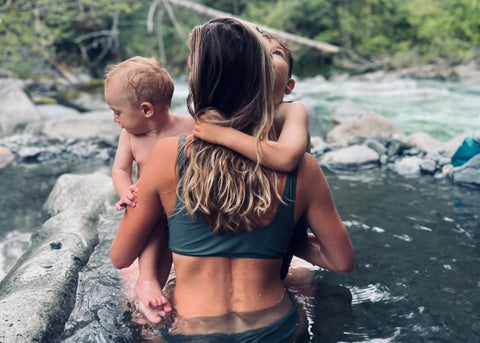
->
[164,113,195,136]
[279,101,307,112]
[275,102,308,121]
[171,113,195,124]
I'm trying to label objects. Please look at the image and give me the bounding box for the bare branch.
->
[157,8,167,64]
[162,0,187,41]
[163,0,340,54]
[147,0,162,33]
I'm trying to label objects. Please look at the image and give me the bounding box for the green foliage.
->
[1,0,479,79]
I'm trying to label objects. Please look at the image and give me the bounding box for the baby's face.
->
[105,75,146,135]
[265,39,291,104]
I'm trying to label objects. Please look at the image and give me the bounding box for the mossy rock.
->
[36,97,58,105]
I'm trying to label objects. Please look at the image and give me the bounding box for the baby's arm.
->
[193,103,309,172]
[112,129,137,210]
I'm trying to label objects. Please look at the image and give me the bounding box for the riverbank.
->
[1,76,479,187]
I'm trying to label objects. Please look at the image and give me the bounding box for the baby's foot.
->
[135,279,172,323]
[135,299,165,324]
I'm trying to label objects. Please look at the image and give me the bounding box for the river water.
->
[1,78,479,342]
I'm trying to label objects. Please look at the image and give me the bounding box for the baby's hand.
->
[193,110,230,145]
[193,119,221,144]
[115,184,138,210]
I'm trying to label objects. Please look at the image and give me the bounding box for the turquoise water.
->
[293,79,480,142]
[58,169,480,342]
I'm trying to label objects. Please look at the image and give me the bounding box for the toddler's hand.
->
[193,111,229,145]
[193,119,220,144]
[115,184,138,210]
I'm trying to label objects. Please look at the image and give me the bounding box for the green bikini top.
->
[167,135,298,259]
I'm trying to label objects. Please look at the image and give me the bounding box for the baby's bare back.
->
[132,113,194,171]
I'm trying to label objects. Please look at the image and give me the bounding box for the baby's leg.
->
[135,221,173,322]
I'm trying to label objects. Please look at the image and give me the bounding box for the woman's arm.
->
[193,103,309,172]
[296,154,355,272]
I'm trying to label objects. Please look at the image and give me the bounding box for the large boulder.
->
[0,172,115,342]
[320,145,380,171]
[330,100,366,124]
[25,110,120,146]
[327,112,403,145]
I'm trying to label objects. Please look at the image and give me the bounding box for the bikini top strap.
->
[177,135,187,176]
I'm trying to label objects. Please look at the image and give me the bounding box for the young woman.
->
[110,17,354,342]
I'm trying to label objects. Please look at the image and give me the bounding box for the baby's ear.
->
[141,102,155,118]
[285,78,295,94]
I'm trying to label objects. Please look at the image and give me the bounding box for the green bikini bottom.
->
[156,291,302,343]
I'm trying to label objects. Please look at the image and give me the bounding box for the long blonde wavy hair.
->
[179,17,279,234]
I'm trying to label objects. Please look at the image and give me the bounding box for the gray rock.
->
[310,136,328,154]
[391,156,424,175]
[0,172,115,342]
[430,153,453,167]
[453,62,480,84]
[451,154,480,187]
[26,110,120,146]
[407,132,442,153]
[403,148,422,156]
[437,133,468,157]
[365,138,387,156]
[419,158,437,175]
[71,92,109,112]
[320,145,379,171]
[347,136,367,146]
[387,138,410,156]
[35,104,80,120]
[0,79,41,136]
[330,100,366,124]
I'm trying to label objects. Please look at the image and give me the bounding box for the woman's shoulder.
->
[148,136,185,165]
[153,135,187,152]
[297,153,327,191]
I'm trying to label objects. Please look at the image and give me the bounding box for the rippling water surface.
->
[293,79,480,142]
[54,169,479,342]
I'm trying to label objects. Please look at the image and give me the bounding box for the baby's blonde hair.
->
[105,56,174,112]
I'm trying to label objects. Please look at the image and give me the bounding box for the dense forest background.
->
[1,0,479,80]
